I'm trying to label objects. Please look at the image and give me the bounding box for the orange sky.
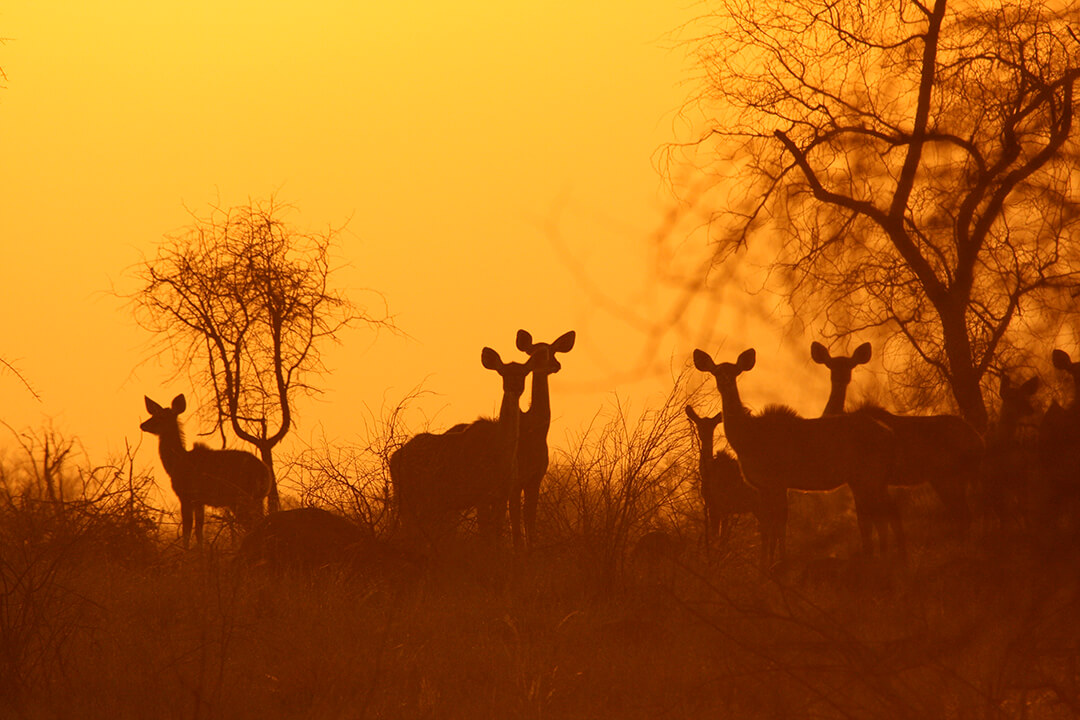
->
[0,2,842,480]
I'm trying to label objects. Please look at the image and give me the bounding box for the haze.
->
[0,2,830,472]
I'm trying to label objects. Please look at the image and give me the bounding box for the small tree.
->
[662,0,1080,428]
[133,198,391,510]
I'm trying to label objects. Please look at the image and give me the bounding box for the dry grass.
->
[2,407,1080,720]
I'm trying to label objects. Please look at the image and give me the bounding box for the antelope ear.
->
[810,341,829,365]
[685,405,699,421]
[516,330,533,353]
[852,342,872,365]
[145,396,163,414]
[692,349,715,372]
[1021,376,1040,394]
[481,347,504,371]
[171,394,187,413]
[712,409,724,423]
[552,330,576,353]
[736,349,757,372]
[1052,349,1073,370]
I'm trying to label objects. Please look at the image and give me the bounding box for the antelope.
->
[983,375,1040,527]
[684,406,758,545]
[238,507,365,570]
[693,348,904,567]
[140,394,271,548]
[238,507,427,577]
[810,341,871,417]
[390,347,536,545]
[810,341,982,534]
[515,329,576,549]
[1038,349,1080,522]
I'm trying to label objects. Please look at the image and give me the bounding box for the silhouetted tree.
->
[134,199,391,510]
[663,0,1080,428]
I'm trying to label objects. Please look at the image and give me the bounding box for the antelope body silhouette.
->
[984,375,1040,526]
[1038,349,1080,520]
[515,329,575,548]
[694,348,904,567]
[685,406,758,545]
[390,347,536,544]
[140,394,271,548]
[811,341,982,533]
[238,507,364,570]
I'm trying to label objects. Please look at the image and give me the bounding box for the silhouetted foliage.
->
[4,396,1080,718]
[0,426,161,707]
[664,0,1080,428]
[133,198,393,510]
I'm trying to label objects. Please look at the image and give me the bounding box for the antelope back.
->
[732,411,896,493]
[183,445,271,507]
[857,407,983,481]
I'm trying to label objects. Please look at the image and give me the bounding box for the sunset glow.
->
[0,2,746,464]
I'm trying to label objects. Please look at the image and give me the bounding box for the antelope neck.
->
[525,370,552,428]
[714,382,751,447]
[156,424,189,475]
[823,380,848,415]
[497,391,524,442]
[695,426,714,478]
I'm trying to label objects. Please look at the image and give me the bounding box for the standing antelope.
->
[984,375,1040,527]
[1038,349,1080,523]
[810,341,872,417]
[515,329,575,549]
[140,394,271,548]
[810,341,982,534]
[684,406,757,545]
[390,347,536,545]
[694,348,904,567]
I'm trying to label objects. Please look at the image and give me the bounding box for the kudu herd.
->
[387,331,575,550]
[140,333,1079,574]
[693,348,904,567]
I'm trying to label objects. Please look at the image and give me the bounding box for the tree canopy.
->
[663,0,1080,427]
[134,199,392,509]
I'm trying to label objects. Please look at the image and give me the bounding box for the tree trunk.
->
[258,444,280,513]
[940,304,988,431]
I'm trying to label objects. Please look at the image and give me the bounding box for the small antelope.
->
[684,406,758,545]
[140,394,271,548]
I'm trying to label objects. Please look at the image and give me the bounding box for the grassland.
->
[2,413,1078,720]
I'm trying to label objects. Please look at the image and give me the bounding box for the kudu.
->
[390,347,536,545]
[684,406,758,545]
[140,394,271,548]
[238,507,365,571]
[1038,349,1080,522]
[811,341,871,417]
[515,329,575,549]
[694,348,904,567]
[811,341,982,534]
[238,507,426,577]
[984,375,1040,527]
